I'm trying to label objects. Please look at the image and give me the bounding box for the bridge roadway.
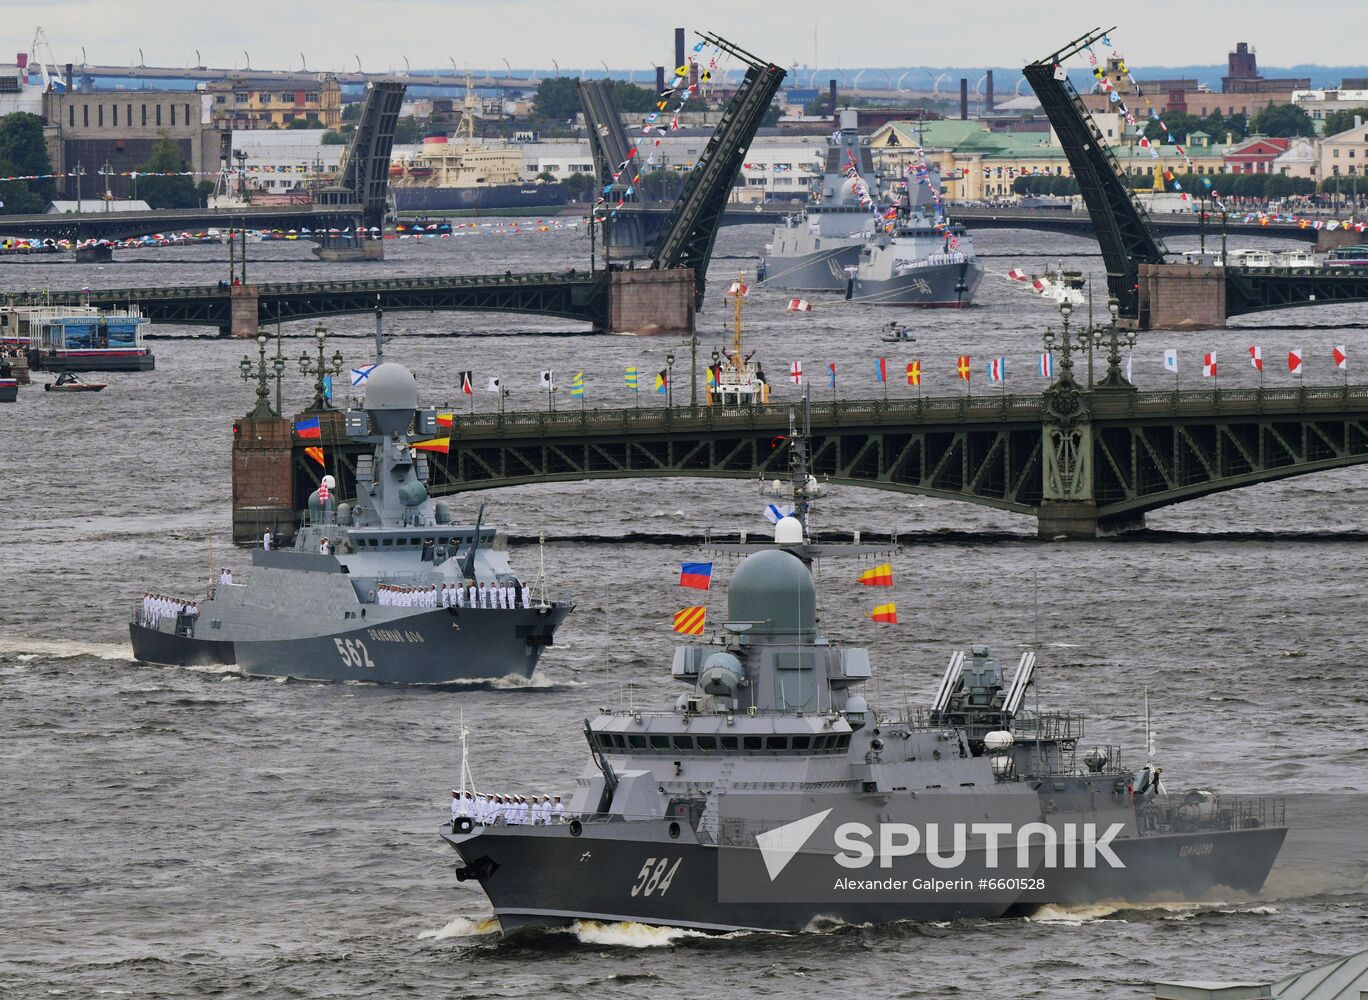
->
[0,203,366,243]
[19,271,609,333]
[296,383,1368,537]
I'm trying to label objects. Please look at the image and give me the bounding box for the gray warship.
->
[129,358,571,684]
[758,109,879,292]
[441,404,1285,932]
[845,167,983,307]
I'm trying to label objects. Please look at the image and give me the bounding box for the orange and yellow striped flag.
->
[304,446,324,466]
[435,412,455,428]
[871,602,898,624]
[673,606,706,635]
[410,437,450,455]
[857,563,894,587]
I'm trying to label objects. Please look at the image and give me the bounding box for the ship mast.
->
[461,72,477,142]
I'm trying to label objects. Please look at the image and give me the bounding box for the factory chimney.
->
[985,69,994,115]
[656,66,666,92]
[829,78,837,116]
[64,62,73,92]
[960,78,968,120]
[675,28,685,73]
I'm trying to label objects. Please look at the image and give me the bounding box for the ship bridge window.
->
[742,736,762,751]
[382,539,393,547]
[671,735,693,751]
[649,735,670,750]
[696,736,717,751]
[628,734,647,749]
[720,736,738,751]
[766,736,789,751]
[791,735,811,751]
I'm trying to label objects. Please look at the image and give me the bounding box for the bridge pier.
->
[1137,263,1227,330]
[231,414,295,545]
[313,240,384,262]
[74,244,113,263]
[1316,226,1365,252]
[608,268,695,335]
[227,284,260,339]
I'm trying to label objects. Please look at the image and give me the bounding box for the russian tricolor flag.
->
[294,417,322,440]
[679,562,713,590]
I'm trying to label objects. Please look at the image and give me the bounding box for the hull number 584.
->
[334,637,375,669]
[630,857,681,897]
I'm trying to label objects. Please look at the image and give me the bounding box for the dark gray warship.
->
[129,360,571,684]
[845,167,982,307]
[758,109,879,292]
[440,405,1285,932]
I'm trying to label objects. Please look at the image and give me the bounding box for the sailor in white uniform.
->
[468,585,477,609]
[522,584,532,609]
[262,529,272,551]
[552,795,565,823]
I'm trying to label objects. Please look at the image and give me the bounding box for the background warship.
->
[758,109,879,292]
[844,167,983,307]
[130,354,571,684]
[441,405,1286,932]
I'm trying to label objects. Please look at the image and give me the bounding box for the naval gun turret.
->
[670,543,871,725]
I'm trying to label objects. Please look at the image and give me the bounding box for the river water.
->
[3,220,1367,998]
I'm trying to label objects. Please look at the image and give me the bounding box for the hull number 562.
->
[334,637,375,669]
[630,857,681,897]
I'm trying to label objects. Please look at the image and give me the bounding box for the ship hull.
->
[0,380,16,403]
[760,244,862,291]
[129,603,571,684]
[392,184,566,213]
[1005,825,1288,915]
[442,822,1031,933]
[850,260,983,307]
[31,349,155,372]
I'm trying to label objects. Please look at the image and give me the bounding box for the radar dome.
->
[363,363,419,412]
[773,515,804,545]
[727,548,815,636]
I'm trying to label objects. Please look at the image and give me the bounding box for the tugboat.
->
[845,167,982,308]
[707,275,770,406]
[130,344,573,683]
[440,398,1286,931]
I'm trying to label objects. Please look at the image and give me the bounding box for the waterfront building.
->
[1318,122,1368,180]
[205,76,341,129]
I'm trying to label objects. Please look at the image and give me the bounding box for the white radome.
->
[773,516,804,544]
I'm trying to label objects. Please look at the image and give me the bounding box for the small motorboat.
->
[879,321,917,344]
[44,372,107,393]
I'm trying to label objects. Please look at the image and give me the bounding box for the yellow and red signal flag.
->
[411,437,450,455]
[956,355,972,381]
[673,606,707,635]
[906,361,921,387]
[304,446,324,466]
[857,563,894,587]
[436,412,455,428]
[871,602,898,624]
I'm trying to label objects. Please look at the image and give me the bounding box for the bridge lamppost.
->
[271,324,288,415]
[665,349,675,409]
[1096,298,1138,391]
[239,332,277,419]
[299,323,344,411]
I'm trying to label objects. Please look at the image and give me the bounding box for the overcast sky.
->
[7,0,1365,73]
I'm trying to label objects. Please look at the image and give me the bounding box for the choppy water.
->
[3,221,1367,998]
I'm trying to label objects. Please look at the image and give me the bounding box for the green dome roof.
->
[727,549,816,636]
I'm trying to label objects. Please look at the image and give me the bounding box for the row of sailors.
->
[141,592,199,626]
[376,581,532,610]
[451,790,565,826]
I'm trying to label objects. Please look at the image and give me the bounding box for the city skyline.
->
[6,0,1368,77]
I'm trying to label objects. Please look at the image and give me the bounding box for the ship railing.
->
[1010,711,1086,742]
[1138,792,1287,834]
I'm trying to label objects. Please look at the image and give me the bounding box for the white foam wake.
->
[418,915,501,940]
[568,919,715,947]
[0,636,134,662]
